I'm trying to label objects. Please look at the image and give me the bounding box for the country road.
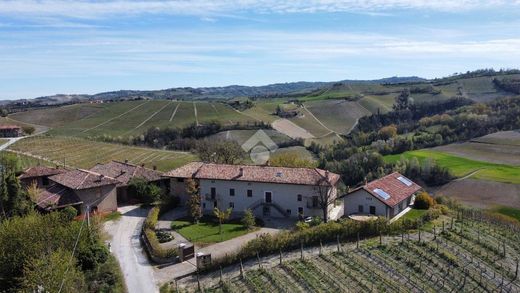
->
[104,205,158,293]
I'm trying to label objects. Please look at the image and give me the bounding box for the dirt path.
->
[132,101,172,131]
[272,119,314,139]
[169,103,180,122]
[230,108,261,122]
[455,169,482,181]
[82,100,150,133]
[193,102,199,126]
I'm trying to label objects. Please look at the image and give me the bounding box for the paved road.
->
[104,205,158,293]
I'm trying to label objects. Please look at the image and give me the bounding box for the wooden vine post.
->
[356,232,360,249]
[337,234,341,252]
[240,259,244,279]
[256,252,261,269]
[300,240,304,260]
[219,266,223,284]
[279,249,283,265]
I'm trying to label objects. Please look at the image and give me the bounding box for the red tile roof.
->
[49,169,119,190]
[19,166,67,180]
[0,125,21,130]
[34,184,82,210]
[165,162,340,186]
[348,172,422,207]
[89,160,163,186]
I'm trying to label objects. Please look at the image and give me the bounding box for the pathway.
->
[82,100,150,133]
[169,103,180,122]
[132,101,172,131]
[193,102,199,126]
[104,205,158,293]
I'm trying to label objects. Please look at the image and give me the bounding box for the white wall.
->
[343,189,389,218]
[198,179,338,220]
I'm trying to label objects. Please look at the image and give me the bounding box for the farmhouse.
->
[29,169,119,214]
[89,160,168,203]
[165,162,342,220]
[342,172,422,219]
[0,125,21,137]
[19,165,67,188]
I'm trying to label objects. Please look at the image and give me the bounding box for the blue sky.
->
[1,1,520,100]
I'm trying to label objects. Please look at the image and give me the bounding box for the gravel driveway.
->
[104,205,158,293]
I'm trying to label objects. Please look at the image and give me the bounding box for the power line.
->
[57,205,87,293]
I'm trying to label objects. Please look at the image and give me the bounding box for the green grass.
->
[8,135,197,171]
[103,211,122,222]
[399,208,428,221]
[384,149,520,184]
[492,206,520,223]
[0,151,55,170]
[171,218,253,244]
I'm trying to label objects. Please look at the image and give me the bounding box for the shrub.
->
[144,207,160,230]
[155,230,174,243]
[61,206,78,221]
[414,192,435,209]
[144,228,177,259]
[241,209,256,230]
[21,126,35,135]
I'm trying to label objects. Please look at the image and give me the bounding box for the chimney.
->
[99,174,104,181]
[364,177,368,186]
[153,165,157,170]
[265,160,270,166]
[239,167,244,177]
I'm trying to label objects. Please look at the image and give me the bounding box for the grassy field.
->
[10,103,107,128]
[177,212,520,292]
[399,208,428,221]
[0,151,55,170]
[492,206,520,223]
[171,218,253,244]
[384,149,520,184]
[8,135,197,171]
[0,139,7,146]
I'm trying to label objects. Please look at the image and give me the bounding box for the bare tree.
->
[315,173,336,223]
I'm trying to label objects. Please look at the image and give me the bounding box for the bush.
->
[241,209,256,230]
[144,207,160,230]
[144,228,177,259]
[61,206,78,221]
[155,230,174,243]
[414,192,435,209]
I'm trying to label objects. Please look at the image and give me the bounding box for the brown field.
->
[431,178,520,209]
[271,118,315,139]
[433,130,520,166]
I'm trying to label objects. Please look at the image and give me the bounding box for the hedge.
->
[142,207,177,260]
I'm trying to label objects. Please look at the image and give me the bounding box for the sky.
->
[1,0,520,100]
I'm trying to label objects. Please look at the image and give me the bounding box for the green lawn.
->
[171,218,253,244]
[399,208,428,221]
[384,149,520,184]
[492,206,520,223]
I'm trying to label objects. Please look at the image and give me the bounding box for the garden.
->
[171,216,255,244]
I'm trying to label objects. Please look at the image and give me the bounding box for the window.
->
[176,178,184,182]
[213,201,217,208]
[297,194,302,201]
[202,203,206,209]
[42,177,49,186]
[298,207,304,215]
[229,202,234,208]
[211,180,215,183]
[247,189,253,197]
[286,209,292,215]
[369,206,376,215]
[210,187,216,197]
[312,196,319,208]
[358,205,364,213]
[265,191,272,203]
[229,188,235,196]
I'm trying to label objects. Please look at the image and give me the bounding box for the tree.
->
[21,249,86,293]
[196,140,245,164]
[241,209,256,230]
[414,192,435,209]
[315,172,336,223]
[393,88,411,110]
[22,126,35,135]
[128,178,162,204]
[26,180,41,203]
[378,125,397,140]
[213,207,233,236]
[186,179,202,223]
[269,152,317,168]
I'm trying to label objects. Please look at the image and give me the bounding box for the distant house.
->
[89,160,168,203]
[19,166,67,188]
[0,125,21,137]
[31,169,119,214]
[165,162,342,220]
[342,172,422,219]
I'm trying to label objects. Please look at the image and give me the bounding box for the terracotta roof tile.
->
[89,160,163,186]
[165,162,340,186]
[49,169,119,190]
[351,172,422,207]
[19,166,66,180]
[0,125,21,130]
[35,184,82,210]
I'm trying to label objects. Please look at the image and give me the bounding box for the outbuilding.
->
[342,172,422,220]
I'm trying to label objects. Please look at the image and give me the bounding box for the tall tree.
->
[315,173,336,223]
[186,179,202,223]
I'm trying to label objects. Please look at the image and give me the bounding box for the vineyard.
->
[7,136,197,171]
[173,211,520,293]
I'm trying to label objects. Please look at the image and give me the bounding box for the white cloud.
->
[0,0,518,18]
